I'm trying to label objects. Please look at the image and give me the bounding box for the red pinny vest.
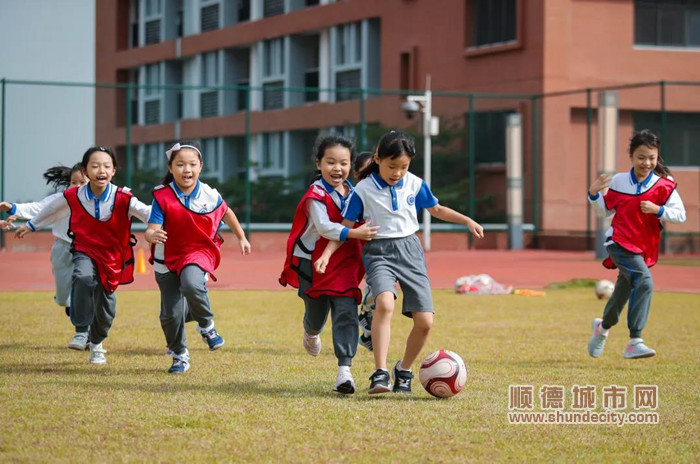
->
[65,186,136,293]
[603,177,677,269]
[279,184,364,303]
[150,185,227,280]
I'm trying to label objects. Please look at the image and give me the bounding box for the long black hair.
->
[43,163,83,191]
[308,134,355,186]
[357,130,416,180]
[628,129,671,178]
[353,151,373,181]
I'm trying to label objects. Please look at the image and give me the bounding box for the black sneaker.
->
[359,333,373,352]
[358,310,372,336]
[65,307,70,317]
[368,369,392,394]
[392,362,413,394]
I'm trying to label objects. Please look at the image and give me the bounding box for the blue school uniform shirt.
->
[342,171,438,239]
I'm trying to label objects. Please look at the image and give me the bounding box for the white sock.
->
[198,322,215,333]
[630,337,643,344]
[338,365,350,374]
[397,360,411,372]
[600,326,609,336]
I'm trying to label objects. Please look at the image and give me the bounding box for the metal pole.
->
[595,91,618,259]
[422,76,432,251]
[506,113,523,249]
[0,78,5,249]
[468,94,475,248]
[586,89,592,249]
[125,83,133,188]
[531,96,539,241]
[659,80,667,253]
[244,87,251,237]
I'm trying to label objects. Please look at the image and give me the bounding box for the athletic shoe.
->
[392,361,413,394]
[303,331,321,357]
[65,307,70,317]
[165,347,173,356]
[359,333,373,352]
[198,326,225,351]
[587,318,608,358]
[623,340,656,359]
[89,343,107,365]
[368,369,392,394]
[68,332,89,351]
[333,368,355,394]
[168,356,190,374]
[358,310,372,336]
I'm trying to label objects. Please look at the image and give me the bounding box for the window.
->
[144,0,163,45]
[137,143,166,171]
[635,1,700,47]
[333,21,367,102]
[634,112,700,166]
[130,0,139,48]
[336,22,362,66]
[201,52,220,117]
[200,138,222,181]
[263,38,285,77]
[467,0,516,47]
[144,63,162,124]
[466,110,514,164]
[335,70,360,102]
[261,132,285,173]
[201,2,220,33]
[264,0,285,17]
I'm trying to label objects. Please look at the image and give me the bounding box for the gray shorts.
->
[362,234,434,317]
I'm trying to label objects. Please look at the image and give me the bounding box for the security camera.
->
[401,100,420,119]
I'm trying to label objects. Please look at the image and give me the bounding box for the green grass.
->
[1,289,698,463]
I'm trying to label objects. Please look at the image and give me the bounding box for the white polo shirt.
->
[342,171,438,239]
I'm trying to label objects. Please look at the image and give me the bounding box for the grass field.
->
[0,289,698,463]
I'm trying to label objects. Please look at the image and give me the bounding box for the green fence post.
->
[468,94,475,248]
[0,78,5,249]
[244,86,251,237]
[586,88,592,249]
[531,95,539,241]
[359,88,366,151]
[125,82,133,188]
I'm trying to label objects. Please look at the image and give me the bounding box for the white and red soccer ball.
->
[595,279,615,299]
[419,349,468,398]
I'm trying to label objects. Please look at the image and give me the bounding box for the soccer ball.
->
[595,279,615,299]
[419,350,468,398]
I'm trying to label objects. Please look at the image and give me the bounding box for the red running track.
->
[0,249,697,294]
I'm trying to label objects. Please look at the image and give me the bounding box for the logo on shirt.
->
[407,195,416,206]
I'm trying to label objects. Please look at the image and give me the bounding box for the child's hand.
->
[0,216,17,231]
[239,238,252,255]
[589,174,612,196]
[352,220,379,241]
[0,202,11,212]
[314,254,331,274]
[640,200,660,215]
[146,229,167,244]
[468,218,484,239]
[14,225,31,239]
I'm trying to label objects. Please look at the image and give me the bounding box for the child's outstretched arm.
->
[588,174,614,215]
[314,218,356,273]
[223,207,251,255]
[13,194,69,238]
[427,204,484,239]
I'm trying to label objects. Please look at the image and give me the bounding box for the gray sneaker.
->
[624,340,656,359]
[588,318,607,358]
[68,332,89,351]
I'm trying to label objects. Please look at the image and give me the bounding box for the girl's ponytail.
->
[43,165,72,190]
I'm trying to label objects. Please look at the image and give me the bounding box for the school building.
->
[94,0,700,252]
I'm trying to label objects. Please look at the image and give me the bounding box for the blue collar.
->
[320,177,354,196]
[629,168,653,186]
[171,180,200,198]
[370,172,404,190]
[86,183,110,201]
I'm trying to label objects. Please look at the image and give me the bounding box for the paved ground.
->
[0,249,697,294]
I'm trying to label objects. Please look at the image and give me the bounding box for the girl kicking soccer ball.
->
[316,130,484,394]
[145,142,251,374]
[587,129,686,359]
[280,135,378,393]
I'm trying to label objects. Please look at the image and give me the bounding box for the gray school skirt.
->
[362,234,434,317]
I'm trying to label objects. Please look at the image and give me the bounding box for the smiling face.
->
[84,151,116,193]
[316,144,351,190]
[630,144,658,182]
[169,148,202,193]
[375,153,412,186]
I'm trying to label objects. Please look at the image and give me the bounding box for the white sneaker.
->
[89,343,107,364]
[624,340,656,359]
[303,332,321,357]
[333,367,355,394]
[68,332,89,351]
